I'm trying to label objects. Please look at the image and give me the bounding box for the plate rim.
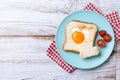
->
[55,10,115,69]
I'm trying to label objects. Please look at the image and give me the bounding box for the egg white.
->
[71,27,80,34]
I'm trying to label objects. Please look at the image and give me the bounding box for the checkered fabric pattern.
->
[83,3,103,15]
[84,3,120,41]
[46,40,76,73]
[105,11,120,41]
[46,3,120,73]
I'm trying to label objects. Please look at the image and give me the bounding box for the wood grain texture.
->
[0,37,116,80]
[0,0,119,36]
[0,0,119,80]
[116,40,120,80]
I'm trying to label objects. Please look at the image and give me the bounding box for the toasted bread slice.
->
[62,20,99,58]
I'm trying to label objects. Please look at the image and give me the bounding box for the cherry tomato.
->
[97,39,106,47]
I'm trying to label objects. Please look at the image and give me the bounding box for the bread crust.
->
[62,20,97,53]
[72,20,95,25]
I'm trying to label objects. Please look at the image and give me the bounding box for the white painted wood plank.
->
[0,0,119,79]
[99,0,120,14]
[0,37,115,61]
[115,40,120,80]
[0,0,119,36]
[0,63,93,80]
[0,37,115,62]
[0,64,115,80]
[0,37,116,80]
[116,60,120,80]
[93,71,115,80]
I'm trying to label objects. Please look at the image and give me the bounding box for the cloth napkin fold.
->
[105,11,120,41]
[46,3,120,73]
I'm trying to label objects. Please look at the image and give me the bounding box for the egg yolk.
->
[72,31,85,44]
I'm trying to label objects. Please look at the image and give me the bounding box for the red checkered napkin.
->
[46,3,120,73]
[83,3,103,15]
[47,40,76,73]
[105,11,120,41]
[84,3,120,41]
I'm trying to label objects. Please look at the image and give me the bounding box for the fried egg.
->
[71,27,90,44]
[63,20,99,58]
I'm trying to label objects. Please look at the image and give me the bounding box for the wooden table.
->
[0,0,120,80]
